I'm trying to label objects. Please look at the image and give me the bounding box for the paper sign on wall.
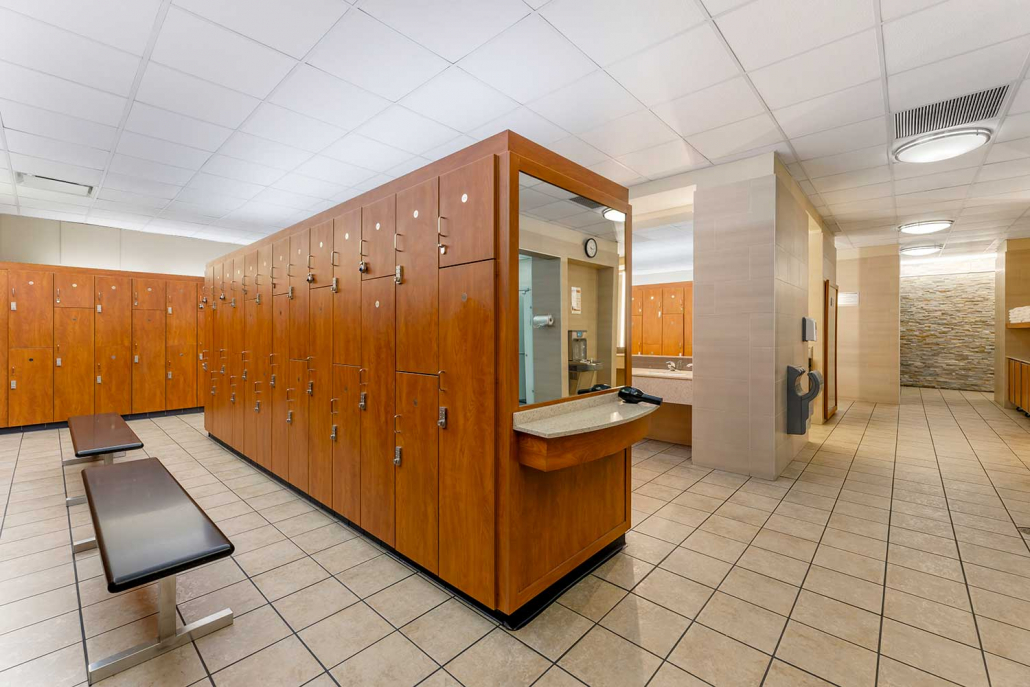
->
[839,291,860,306]
[571,286,582,314]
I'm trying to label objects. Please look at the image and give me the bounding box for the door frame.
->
[824,280,838,420]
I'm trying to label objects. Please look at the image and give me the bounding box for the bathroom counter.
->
[633,369,693,405]
[513,392,659,439]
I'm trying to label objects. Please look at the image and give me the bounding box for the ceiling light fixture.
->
[893,128,991,163]
[602,207,626,223]
[899,244,943,257]
[898,220,952,235]
[16,172,93,197]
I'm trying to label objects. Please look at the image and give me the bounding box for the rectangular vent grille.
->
[895,85,1008,139]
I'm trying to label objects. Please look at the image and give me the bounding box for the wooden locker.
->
[642,287,662,355]
[309,219,334,289]
[222,262,233,295]
[96,345,131,415]
[9,270,54,348]
[244,298,271,470]
[683,282,693,356]
[662,286,684,314]
[661,313,684,356]
[439,260,495,604]
[257,243,273,304]
[271,294,290,480]
[132,278,164,309]
[54,272,93,308]
[309,287,333,506]
[631,315,643,355]
[395,371,439,574]
[232,257,245,300]
[53,308,94,422]
[332,363,361,524]
[272,238,290,297]
[360,195,395,281]
[9,348,53,426]
[439,155,494,267]
[229,293,245,451]
[166,344,196,411]
[215,298,234,441]
[198,294,208,409]
[631,286,643,316]
[96,276,132,346]
[0,270,7,428]
[287,358,309,492]
[360,276,396,546]
[213,262,225,300]
[244,250,258,300]
[396,177,439,374]
[333,209,361,366]
[132,309,165,413]
[289,229,310,360]
[166,281,197,346]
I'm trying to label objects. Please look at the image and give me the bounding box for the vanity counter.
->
[513,392,659,439]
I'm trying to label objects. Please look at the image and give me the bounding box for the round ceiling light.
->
[899,244,943,257]
[602,207,626,223]
[898,220,952,235]
[894,128,991,164]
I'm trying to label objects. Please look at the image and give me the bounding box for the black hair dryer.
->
[619,387,663,406]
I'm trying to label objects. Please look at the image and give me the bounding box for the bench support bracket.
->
[65,451,124,507]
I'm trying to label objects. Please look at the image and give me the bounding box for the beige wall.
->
[0,214,237,276]
[837,246,900,404]
[996,239,1030,405]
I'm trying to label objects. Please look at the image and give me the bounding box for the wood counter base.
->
[645,402,692,445]
[517,415,652,471]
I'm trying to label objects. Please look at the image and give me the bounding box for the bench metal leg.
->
[73,537,97,554]
[66,495,86,507]
[87,573,233,684]
[63,450,124,468]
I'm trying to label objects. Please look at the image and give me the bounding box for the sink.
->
[569,360,603,372]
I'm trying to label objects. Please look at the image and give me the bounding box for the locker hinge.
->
[270,373,276,388]
[331,277,339,293]
[358,392,367,410]
[357,260,368,274]
[288,285,295,300]
[394,265,403,285]
[306,380,314,395]
[331,424,337,442]
[286,410,293,424]
[393,446,402,466]
[438,407,448,429]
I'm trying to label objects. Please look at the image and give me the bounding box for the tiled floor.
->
[2,388,1030,685]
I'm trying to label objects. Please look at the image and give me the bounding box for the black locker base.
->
[0,407,204,435]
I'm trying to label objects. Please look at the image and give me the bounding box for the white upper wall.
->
[0,214,236,276]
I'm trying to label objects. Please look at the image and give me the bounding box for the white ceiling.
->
[0,0,1028,256]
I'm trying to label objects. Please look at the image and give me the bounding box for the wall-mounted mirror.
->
[517,173,625,406]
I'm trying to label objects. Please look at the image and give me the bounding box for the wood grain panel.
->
[132,309,165,413]
[631,286,642,315]
[396,177,439,374]
[395,371,439,574]
[642,286,661,350]
[132,278,164,310]
[288,358,309,492]
[272,238,290,297]
[0,270,7,427]
[166,281,197,346]
[361,195,396,281]
[333,209,361,366]
[662,313,684,356]
[308,286,333,507]
[166,343,196,411]
[271,294,290,480]
[243,250,258,301]
[54,272,93,308]
[439,155,494,268]
[257,243,273,303]
[9,348,52,426]
[229,289,245,452]
[9,270,53,349]
[289,229,310,360]
[95,276,131,347]
[96,344,131,416]
[53,308,93,422]
[683,282,693,356]
[662,286,684,314]
[198,291,208,409]
[631,315,642,355]
[244,294,272,470]
[360,276,396,546]
[332,363,361,524]
[309,219,334,290]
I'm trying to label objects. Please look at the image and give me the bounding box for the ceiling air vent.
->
[895,85,1008,139]
[16,172,94,197]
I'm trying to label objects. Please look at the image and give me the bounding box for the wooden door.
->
[395,371,439,574]
[309,219,334,289]
[245,296,272,470]
[132,309,165,413]
[396,177,439,374]
[96,276,131,346]
[96,345,131,415]
[244,250,258,300]
[9,348,52,426]
[166,344,196,410]
[229,292,245,451]
[683,282,693,356]
[439,260,494,603]
[272,238,290,296]
[631,286,643,316]
[222,262,233,297]
[662,286,684,314]
[9,270,53,348]
[213,262,224,300]
[257,243,273,304]
[333,209,361,366]
[631,316,642,355]
[198,295,208,409]
[332,364,361,524]
[289,229,310,360]
[360,277,396,546]
[642,287,662,355]
[213,298,233,441]
[308,287,334,506]
[0,270,7,427]
[439,155,494,267]
[232,257,245,303]
[132,278,164,309]
[361,195,396,281]
[244,299,262,466]
[54,272,93,308]
[661,314,684,356]
[53,308,93,422]
[287,358,309,492]
[166,281,197,346]
[271,294,290,480]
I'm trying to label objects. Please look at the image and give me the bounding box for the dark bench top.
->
[82,458,235,593]
[69,413,144,457]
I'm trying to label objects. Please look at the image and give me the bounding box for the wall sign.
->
[571,286,582,314]
[838,291,860,306]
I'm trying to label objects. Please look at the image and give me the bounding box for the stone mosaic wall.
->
[900,271,994,391]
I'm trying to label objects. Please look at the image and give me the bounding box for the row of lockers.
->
[630,281,693,356]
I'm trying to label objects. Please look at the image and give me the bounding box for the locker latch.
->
[393,447,402,466]
[9,302,15,311]
[394,265,403,285]
[220,365,226,374]
[286,410,293,424]
[438,407,448,429]
[306,380,314,395]
[202,362,208,371]
[167,306,172,315]
[254,400,260,412]
[230,392,236,404]
[96,304,102,313]
[9,380,15,390]
[242,369,248,381]
[230,297,236,308]
[167,371,173,380]
[134,355,140,363]
[331,425,337,442]
[255,293,262,305]
[97,375,102,384]
[56,357,62,367]
[358,260,368,274]
[201,296,208,304]
[211,386,216,396]
[359,392,367,410]
[288,285,295,300]
[306,272,314,283]
[331,277,339,293]
[219,292,226,300]
[270,373,276,388]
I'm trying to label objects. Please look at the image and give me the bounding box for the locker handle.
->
[307,254,314,269]
[330,397,338,414]
[270,373,277,388]
[438,370,447,392]
[331,251,339,267]
[394,413,401,434]
[393,233,402,252]
[330,424,337,442]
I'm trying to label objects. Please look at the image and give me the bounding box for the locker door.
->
[198,294,208,409]
[333,209,361,366]
[309,219,333,289]
[96,276,132,346]
[254,292,272,469]
[631,286,643,316]
[229,293,245,451]
[683,282,693,356]
[309,287,333,506]
[272,238,290,296]
[54,272,93,308]
[661,313,684,356]
[289,229,310,360]
[9,271,54,348]
[166,344,196,410]
[133,278,164,309]
[213,298,233,441]
[244,250,258,300]
[9,348,53,426]
[271,294,290,480]
[244,299,265,468]
[395,371,439,574]
[439,155,495,267]
[53,308,94,422]
[96,345,131,416]
[287,358,309,492]
[439,260,495,603]
[396,177,439,374]
[332,364,360,524]
[360,277,396,546]
[0,270,7,428]
[257,243,273,304]
[166,281,197,346]
[631,316,643,355]
[213,262,225,301]
[132,310,165,413]
[662,286,684,314]
[232,257,245,302]
[642,287,662,355]
[360,195,395,281]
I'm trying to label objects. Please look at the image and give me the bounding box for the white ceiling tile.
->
[295,155,376,187]
[224,201,305,225]
[0,0,163,55]
[979,157,1030,183]
[309,10,448,101]
[162,203,222,222]
[386,156,431,179]
[200,155,284,186]
[125,103,233,152]
[321,134,412,172]
[109,153,196,186]
[548,137,609,167]
[136,63,260,129]
[0,100,117,150]
[116,131,211,170]
[819,182,894,206]
[970,174,1030,198]
[188,172,265,199]
[791,118,887,161]
[174,0,348,59]
[269,66,390,131]
[750,30,881,110]
[606,23,739,108]
[88,209,153,230]
[151,7,296,99]
[19,205,87,221]
[652,77,765,138]
[685,113,783,160]
[1011,80,1030,115]
[251,186,324,211]
[617,139,709,178]
[581,110,679,158]
[0,62,126,127]
[999,112,1030,143]
[700,0,753,14]
[219,132,311,171]
[169,190,246,215]
[102,172,182,199]
[353,173,394,192]
[469,107,567,146]
[587,158,647,186]
[401,67,519,133]
[801,144,889,178]
[241,103,346,152]
[273,172,348,199]
[5,130,109,170]
[422,135,478,161]
[459,15,595,103]
[360,0,530,62]
[887,37,1030,113]
[893,168,978,194]
[529,71,642,135]
[895,185,969,206]
[0,8,141,96]
[17,186,94,208]
[144,218,208,236]
[772,80,885,139]
[9,153,102,187]
[716,0,874,70]
[356,106,458,155]
[97,187,171,210]
[986,136,1030,164]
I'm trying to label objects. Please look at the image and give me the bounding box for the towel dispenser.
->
[786,365,823,435]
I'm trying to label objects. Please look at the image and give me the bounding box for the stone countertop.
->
[633,369,693,380]
[632,370,692,405]
[513,392,660,439]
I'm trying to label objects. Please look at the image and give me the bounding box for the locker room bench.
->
[64,413,144,507]
[74,458,235,684]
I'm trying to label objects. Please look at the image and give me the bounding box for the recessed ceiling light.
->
[898,220,952,235]
[893,128,991,164]
[899,244,943,256]
[602,207,626,223]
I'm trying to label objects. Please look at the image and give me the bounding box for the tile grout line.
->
[873,399,901,687]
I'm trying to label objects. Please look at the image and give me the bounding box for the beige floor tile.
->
[419,670,463,687]
[719,566,798,616]
[535,666,589,687]
[977,616,1030,668]
[0,584,78,635]
[647,661,709,686]
[969,586,1030,631]
[659,547,732,588]
[252,557,329,601]
[681,530,746,563]
[633,568,713,618]
[311,538,380,576]
[366,575,449,627]
[508,602,592,661]
[654,504,709,528]
[272,577,359,631]
[878,656,958,686]
[803,565,882,613]
[178,579,266,625]
[764,659,835,686]
[775,620,876,687]
[227,524,286,555]
[211,635,322,687]
[233,539,306,577]
[985,652,1030,687]
[299,602,392,668]
[92,643,205,687]
[0,610,81,672]
[195,605,291,672]
[736,546,809,586]
[558,575,626,621]
[887,543,964,582]
[668,623,770,686]
[330,632,436,687]
[402,597,495,663]
[886,563,970,611]
[336,554,414,598]
[696,590,786,653]
[0,642,84,687]
[446,628,550,687]
[176,558,247,604]
[632,515,693,543]
[600,594,690,657]
[882,618,990,686]
[291,523,357,554]
[751,529,818,562]
[623,531,675,564]
[791,589,881,650]
[559,626,662,687]
[885,588,980,646]
[594,552,654,590]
